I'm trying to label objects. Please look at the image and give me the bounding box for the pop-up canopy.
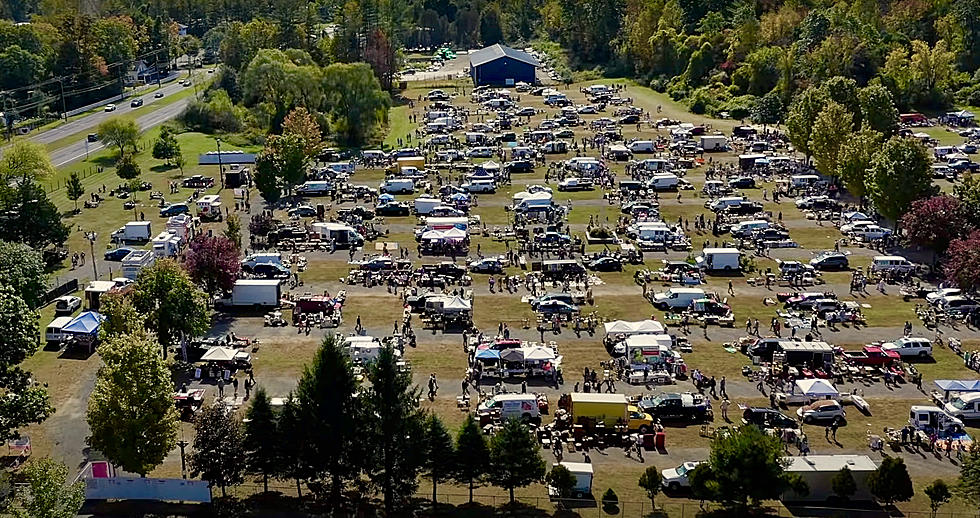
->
[796,378,839,397]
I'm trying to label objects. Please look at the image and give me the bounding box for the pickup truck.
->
[842,345,900,366]
[638,392,712,423]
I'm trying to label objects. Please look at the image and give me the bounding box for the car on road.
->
[54,296,82,315]
[130,98,143,108]
[154,91,164,98]
[797,400,846,424]
[661,462,703,492]
[87,133,99,142]
[182,175,214,188]
[810,252,849,271]
[103,247,134,261]
[587,256,623,272]
[469,257,504,274]
[288,205,317,218]
[159,203,190,217]
[104,104,116,112]
[181,79,192,87]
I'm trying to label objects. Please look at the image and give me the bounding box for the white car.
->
[882,337,933,358]
[926,288,961,305]
[662,461,702,491]
[576,105,598,114]
[840,220,876,234]
[797,400,846,424]
[851,225,892,240]
[54,295,81,315]
[104,104,116,112]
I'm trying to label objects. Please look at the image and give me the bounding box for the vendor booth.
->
[62,311,105,353]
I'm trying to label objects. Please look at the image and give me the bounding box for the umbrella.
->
[500,348,525,362]
[200,346,238,362]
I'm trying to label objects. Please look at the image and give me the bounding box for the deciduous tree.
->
[114,153,141,181]
[924,479,951,518]
[190,403,247,497]
[0,241,47,308]
[321,62,390,147]
[488,418,546,503]
[786,86,827,160]
[810,101,853,177]
[546,464,576,499]
[131,259,210,358]
[836,129,883,199]
[86,333,179,476]
[638,466,663,508]
[900,195,970,254]
[945,231,980,292]
[97,118,140,156]
[12,458,84,518]
[184,234,241,296]
[152,126,180,165]
[831,467,856,501]
[98,292,145,339]
[66,172,84,213]
[0,180,69,249]
[0,286,53,442]
[0,141,54,184]
[865,136,935,223]
[859,83,899,136]
[254,133,307,202]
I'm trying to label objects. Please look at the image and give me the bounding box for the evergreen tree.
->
[867,456,914,506]
[955,448,980,508]
[364,345,426,515]
[831,467,856,501]
[244,387,279,493]
[423,414,455,507]
[65,172,84,213]
[454,414,490,503]
[189,403,247,497]
[488,418,546,503]
[276,394,308,497]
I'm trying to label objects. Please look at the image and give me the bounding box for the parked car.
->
[927,288,961,305]
[288,205,317,218]
[639,392,712,423]
[810,252,849,271]
[375,202,411,216]
[357,256,396,271]
[103,247,134,261]
[741,407,799,430]
[661,462,703,492]
[797,400,846,424]
[881,336,933,358]
[54,296,82,315]
[159,203,190,217]
[728,176,756,189]
[469,258,504,274]
[536,299,579,315]
[182,175,214,188]
[252,262,291,279]
[587,256,623,272]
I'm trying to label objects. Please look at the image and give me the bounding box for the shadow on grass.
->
[150,163,176,173]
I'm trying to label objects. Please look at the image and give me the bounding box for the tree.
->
[131,259,210,358]
[546,464,576,500]
[295,334,362,502]
[924,479,951,518]
[12,458,84,518]
[810,101,853,177]
[867,456,914,507]
[364,28,399,91]
[190,403,247,497]
[174,152,186,177]
[98,292,145,339]
[820,76,861,128]
[953,174,980,227]
[321,62,390,147]
[683,425,806,512]
[244,388,279,493]
[638,466,663,508]
[224,214,242,250]
[365,346,426,515]
[254,133,308,202]
[865,136,935,223]
[281,107,322,157]
[184,234,241,296]
[836,129,883,199]
[900,195,971,254]
[955,448,980,508]
[151,126,180,165]
[0,141,54,184]
[86,333,179,476]
[859,84,899,136]
[422,414,455,507]
[0,241,46,308]
[489,418,546,503]
[831,467,856,501]
[114,153,141,181]
[454,414,490,503]
[751,90,783,127]
[785,86,827,160]
[276,393,307,497]
[97,118,140,156]
[0,286,53,442]
[480,7,503,45]
[65,172,84,213]
[945,231,980,293]
[0,175,69,249]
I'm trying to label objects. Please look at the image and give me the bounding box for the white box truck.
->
[700,135,728,151]
[110,221,152,243]
[215,279,282,308]
[695,248,741,271]
[414,196,442,215]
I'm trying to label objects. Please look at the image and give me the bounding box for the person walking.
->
[720,398,730,421]
[428,374,438,400]
[217,378,225,398]
[719,376,727,398]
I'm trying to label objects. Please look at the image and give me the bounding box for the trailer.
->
[121,249,156,280]
[695,248,741,271]
[781,455,876,502]
[196,195,222,222]
[215,279,282,308]
[700,135,728,151]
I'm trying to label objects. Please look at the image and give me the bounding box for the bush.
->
[602,488,619,513]
[179,90,244,133]
[588,226,614,238]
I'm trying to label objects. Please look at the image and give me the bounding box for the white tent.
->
[603,320,666,336]
[796,379,839,398]
[421,230,445,241]
[201,347,238,362]
[523,346,556,361]
[442,296,472,313]
[443,227,467,240]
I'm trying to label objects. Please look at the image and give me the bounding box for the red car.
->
[842,346,900,366]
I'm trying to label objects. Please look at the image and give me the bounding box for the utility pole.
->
[215,138,224,189]
[86,232,98,280]
[177,439,189,479]
[57,78,67,123]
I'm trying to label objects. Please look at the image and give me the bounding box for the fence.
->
[43,278,78,305]
[220,483,980,518]
[46,137,151,193]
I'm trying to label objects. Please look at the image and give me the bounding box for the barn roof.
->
[469,44,541,68]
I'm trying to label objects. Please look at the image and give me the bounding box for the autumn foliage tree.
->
[900,195,972,254]
[944,231,980,291]
[281,107,323,157]
[184,234,241,296]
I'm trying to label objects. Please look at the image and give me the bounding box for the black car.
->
[724,202,764,216]
[728,177,756,189]
[288,205,318,218]
[618,114,640,124]
[638,393,712,423]
[506,160,535,174]
[419,262,467,279]
[810,253,849,270]
[252,262,291,279]
[104,247,134,261]
[159,203,190,217]
[182,175,214,188]
[588,256,623,272]
[375,202,411,216]
[752,228,790,241]
[742,407,799,430]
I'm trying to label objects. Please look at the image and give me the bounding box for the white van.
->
[730,220,770,238]
[45,316,74,344]
[637,158,671,172]
[943,393,980,420]
[652,288,706,310]
[629,140,655,153]
[463,179,496,193]
[696,248,741,271]
[871,255,915,274]
[311,223,364,248]
[790,174,820,188]
[647,174,679,191]
[297,181,333,196]
[706,196,746,211]
[414,196,442,215]
[242,252,286,271]
[478,393,540,421]
[380,178,414,194]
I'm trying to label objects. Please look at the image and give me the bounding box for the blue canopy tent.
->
[475,348,500,360]
[378,193,395,203]
[934,379,980,401]
[63,311,105,353]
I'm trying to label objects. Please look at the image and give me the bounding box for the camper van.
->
[871,255,916,274]
[943,393,980,420]
[695,248,741,271]
[628,140,655,153]
[196,195,222,221]
[652,288,706,310]
[463,179,496,193]
[790,174,821,189]
[45,316,74,344]
[311,223,364,248]
[730,220,771,238]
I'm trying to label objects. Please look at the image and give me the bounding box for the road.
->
[48,93,195,167]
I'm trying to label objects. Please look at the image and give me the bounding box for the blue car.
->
[160,203,189,217]
[104,247,134,261]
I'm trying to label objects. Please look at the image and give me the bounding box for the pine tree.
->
[189,403,247,497]
[244,387,278,493]
[276,394,308,497]
[454,414,490,503]
[423,414,455,507]
[489,418,546,503]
